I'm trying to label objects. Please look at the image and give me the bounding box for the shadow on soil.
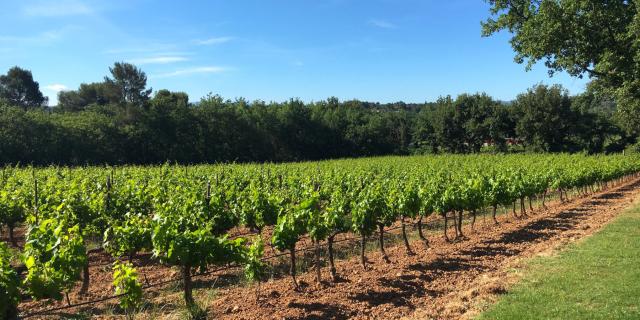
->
[28,179,640,320]
[350,276,440,309]
[375,181,640,314]
[286,301,353,320]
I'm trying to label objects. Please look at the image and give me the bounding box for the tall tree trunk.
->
[328,234,337,281]
[512,201,518,219]
[182,263,194,307]
[528,197,533,211]
[378,224,390,263]
[401,215,414,255]
[289,245,299,290]
[559,188,564,202]
[520,197,527,217]
[360,233,367,270]
[542,191,547,209]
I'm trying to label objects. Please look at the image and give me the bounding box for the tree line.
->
[2,0,640,165]
[0,62,635,166]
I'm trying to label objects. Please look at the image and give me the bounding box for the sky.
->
[0,0,590,106]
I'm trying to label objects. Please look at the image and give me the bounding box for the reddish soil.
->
[209,178,640,320]
[18,177,640,319]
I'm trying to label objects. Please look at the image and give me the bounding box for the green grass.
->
[478,201,640,320]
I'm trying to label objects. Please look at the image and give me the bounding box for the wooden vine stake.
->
[32,168,39,224]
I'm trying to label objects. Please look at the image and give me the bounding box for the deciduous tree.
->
[483,0,640,134]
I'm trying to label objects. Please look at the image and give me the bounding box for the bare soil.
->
[18,177,640,320]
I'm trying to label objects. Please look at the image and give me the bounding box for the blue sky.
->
[0,0,589,105]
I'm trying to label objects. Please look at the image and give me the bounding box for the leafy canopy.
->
[105,62,152,105]
[482,0,640,134]
[0,67,47,109]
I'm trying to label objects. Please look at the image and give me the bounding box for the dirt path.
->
[205,178,640,320]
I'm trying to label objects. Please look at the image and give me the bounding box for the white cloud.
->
[105,47,173,55]
[0,29,66,44]
[44,84,68,92]
[128,56,188,65]
[24,0,93,17]
[369,19,397,29]
[152,66,227,79]
[194,37,234,45]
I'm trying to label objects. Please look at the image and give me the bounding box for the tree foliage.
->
[58,82,121,112]
[105,62,152,106]
[483,0,640,134]
[0,67,47,109]
[514,84,574,152]
[0,63,637,166]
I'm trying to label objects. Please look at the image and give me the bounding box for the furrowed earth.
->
[14,177,640,320]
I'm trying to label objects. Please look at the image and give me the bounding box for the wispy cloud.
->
[128,56,188,65]
[0,28,69,45]
[369,19,397,29]
[194,37,234,45]
[23,0,93,17]
[103,45,182,55]
[151,66,228,79]
[44,84,68,92]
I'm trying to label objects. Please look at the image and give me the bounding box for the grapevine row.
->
[0,154,638,317]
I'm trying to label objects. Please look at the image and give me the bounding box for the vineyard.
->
[1,154,640,319]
